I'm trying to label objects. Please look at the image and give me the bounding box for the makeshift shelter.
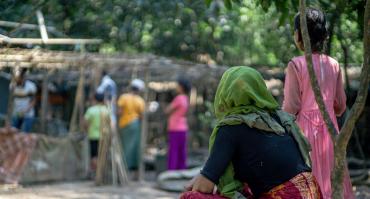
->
[0,47,367,185]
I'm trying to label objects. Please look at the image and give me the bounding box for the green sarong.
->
[119,119,141,170]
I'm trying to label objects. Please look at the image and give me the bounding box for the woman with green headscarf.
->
[180,67,322,199]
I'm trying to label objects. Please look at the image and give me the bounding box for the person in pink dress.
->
[165,78,191,170]
[283,8,354,199]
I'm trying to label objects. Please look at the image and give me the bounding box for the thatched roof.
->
[0,47,363,93]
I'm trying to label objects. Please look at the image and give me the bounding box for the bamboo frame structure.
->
[0,38,102,45]
[0,20,58,32]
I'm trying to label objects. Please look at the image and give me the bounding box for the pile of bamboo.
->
[95,108,129,186]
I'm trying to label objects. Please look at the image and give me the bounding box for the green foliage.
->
[198,101,217,130]
[206,0,365,65]
[0,0,365,67]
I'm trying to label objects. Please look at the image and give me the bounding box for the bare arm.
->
[165,97,179,115]
[185,126,235,194]
[164,104,174,115]
[334,68,347,116]
[283,61,302,115]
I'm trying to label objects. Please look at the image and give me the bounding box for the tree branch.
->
[298,0,338,141]
[338,0,370,148]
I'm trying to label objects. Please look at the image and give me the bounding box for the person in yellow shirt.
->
[117,79,145,174]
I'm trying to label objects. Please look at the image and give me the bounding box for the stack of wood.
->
[95,108,129,186]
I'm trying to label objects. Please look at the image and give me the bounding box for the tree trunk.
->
[298,0,338,140]
[299,0,370,198]
[332,1,370,198]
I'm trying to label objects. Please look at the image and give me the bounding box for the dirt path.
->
[0,181,180,199]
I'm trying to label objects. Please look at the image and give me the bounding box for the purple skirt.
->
[168,131,187,170]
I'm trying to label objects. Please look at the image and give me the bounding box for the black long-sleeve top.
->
[201,124,310,197]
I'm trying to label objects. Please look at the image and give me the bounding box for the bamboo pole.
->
[138,58,152,182]
[95,111,111,185]
[110,116,129,186]
[0,20,57,32]
[5,67,17,127]
[78,70,86,130]
[69,64,85,133]
[36,10,49,42]
[69,44,87,133]
[111,138,117,186]
[40,70,49,133]
[0,38,102,45]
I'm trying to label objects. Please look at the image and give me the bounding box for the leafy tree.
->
[210,0,369,198]
[297,1,369,198]
[0,0,363,67]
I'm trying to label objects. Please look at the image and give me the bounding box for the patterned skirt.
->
[259,172,323,199]
[180,172,323,199]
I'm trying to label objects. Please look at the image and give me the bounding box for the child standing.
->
[84,93,109,174]
[283,8,354,199]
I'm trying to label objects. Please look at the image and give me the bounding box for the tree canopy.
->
[0,0,365,67]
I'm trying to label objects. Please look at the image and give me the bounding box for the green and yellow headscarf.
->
[209,66,311,198]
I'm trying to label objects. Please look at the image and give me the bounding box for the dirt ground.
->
[0,181,369,199]
[0,181,180,199]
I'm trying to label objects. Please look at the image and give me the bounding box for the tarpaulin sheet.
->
[21,134,89,183]
[0,130,37,184]
[0,128,89,184]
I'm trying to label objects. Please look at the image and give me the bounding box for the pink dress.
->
[168,94,189,132]
[167,94,189,170]
[283,54,354,199]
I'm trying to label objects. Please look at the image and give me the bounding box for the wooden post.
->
[40,70,49,133]
[138,58,152,182]
[78,70,86,129]
[69,64,85,133]
[5,67,16,127]
[69,44,86,133]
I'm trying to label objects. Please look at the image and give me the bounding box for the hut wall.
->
[0,75,10,115]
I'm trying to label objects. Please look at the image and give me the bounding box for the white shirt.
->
[13,80,37,117]
[96,75,117,99]
[97,75,117,123]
